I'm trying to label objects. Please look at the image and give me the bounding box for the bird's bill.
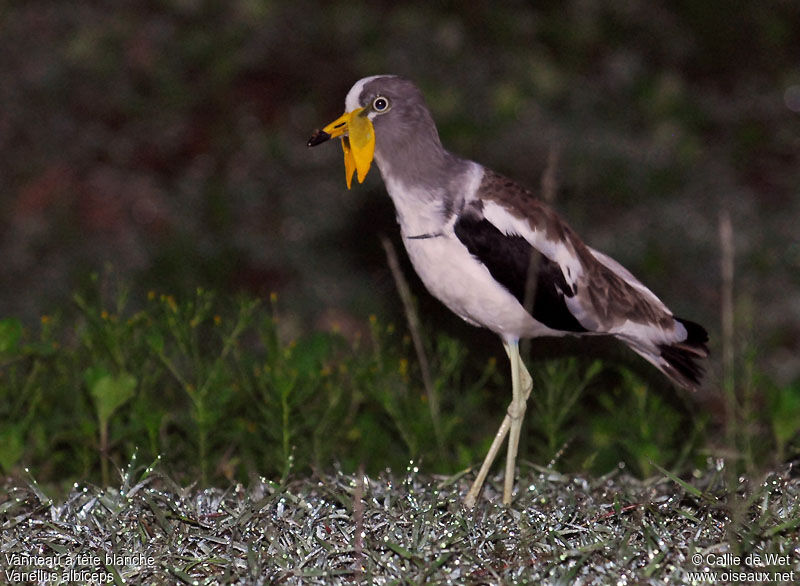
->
[308,107,375,189]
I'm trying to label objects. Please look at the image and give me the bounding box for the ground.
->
[2,462,798,584]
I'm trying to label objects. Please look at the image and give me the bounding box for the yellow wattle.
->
[346,110,375,185]
[342,138,356,189]
[320,107,376,189]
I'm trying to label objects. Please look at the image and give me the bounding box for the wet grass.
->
[2,459,798,584]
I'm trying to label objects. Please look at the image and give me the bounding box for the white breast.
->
[381,164,560,340]
[406,233,560,339]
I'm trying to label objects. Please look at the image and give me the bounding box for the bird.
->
[308,75,708,508]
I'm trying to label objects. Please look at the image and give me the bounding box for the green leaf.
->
[146,330,165,353]
[0,425,25,472]
[85,367,137,426]
[0,318,23,355]
[771,383,800,446]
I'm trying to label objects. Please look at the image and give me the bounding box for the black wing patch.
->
[454,212,587,333]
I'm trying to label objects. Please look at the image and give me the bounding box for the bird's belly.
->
[402,235,556,339]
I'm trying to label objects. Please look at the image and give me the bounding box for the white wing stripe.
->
[481,200,583,292]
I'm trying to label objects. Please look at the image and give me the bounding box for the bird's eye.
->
[372,96,390,112]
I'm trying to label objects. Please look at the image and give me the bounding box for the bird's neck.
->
[375,149,482,238]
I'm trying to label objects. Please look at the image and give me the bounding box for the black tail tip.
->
[678,317,709,351]
[660,317,709,390]
[660,345,705,390]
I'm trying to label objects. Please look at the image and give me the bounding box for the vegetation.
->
[0,277,797,494]
[1,1,799,581]
[3,457,798,584]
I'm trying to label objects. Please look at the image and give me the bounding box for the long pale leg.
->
[502,341,531,504]
[464,341,534,508]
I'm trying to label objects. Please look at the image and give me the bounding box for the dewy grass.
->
[1,458,798,584]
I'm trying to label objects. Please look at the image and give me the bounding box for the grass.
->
[2,459,798,584]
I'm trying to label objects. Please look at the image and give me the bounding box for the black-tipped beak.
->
[307,129,331,147]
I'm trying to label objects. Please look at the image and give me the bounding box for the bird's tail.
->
[627,317,709,391]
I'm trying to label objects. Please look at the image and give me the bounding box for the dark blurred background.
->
[2,0,799,385]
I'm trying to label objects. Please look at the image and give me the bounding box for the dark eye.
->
[372,96,389,112]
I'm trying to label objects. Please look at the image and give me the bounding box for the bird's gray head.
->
[308,75,444,189]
